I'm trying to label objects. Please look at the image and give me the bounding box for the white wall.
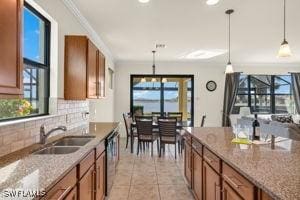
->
[114,61,300,131]
[34,0,115,121]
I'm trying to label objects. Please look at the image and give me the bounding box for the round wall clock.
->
[206,81,217,92]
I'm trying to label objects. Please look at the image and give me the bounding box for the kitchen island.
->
[184,127,300,200]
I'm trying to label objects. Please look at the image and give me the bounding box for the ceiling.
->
[71,0,300,64]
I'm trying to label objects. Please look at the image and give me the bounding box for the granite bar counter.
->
[185,127,300,200]
[0,122,119,200]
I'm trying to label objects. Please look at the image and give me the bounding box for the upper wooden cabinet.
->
[0,0,23,96]
[64,36,88,100]
[64,35,106,100]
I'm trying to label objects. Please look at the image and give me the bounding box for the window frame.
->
[233,74,293,114]
[0,2,51,122]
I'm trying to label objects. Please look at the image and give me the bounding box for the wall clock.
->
[206,81,217,92]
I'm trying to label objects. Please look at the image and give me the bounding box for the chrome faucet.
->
[40,125,67,144]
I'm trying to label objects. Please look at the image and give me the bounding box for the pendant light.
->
[140,78,147,83]
[151,50,157,82]
[225,9,234,74]
[162,78,168,83]
[278,0,292,57]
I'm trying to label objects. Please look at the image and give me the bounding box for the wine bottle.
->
[252,114,260,140]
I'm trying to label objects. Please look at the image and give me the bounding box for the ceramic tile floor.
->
[108,139,194,200]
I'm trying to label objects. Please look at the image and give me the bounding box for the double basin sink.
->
[34,136,96,155]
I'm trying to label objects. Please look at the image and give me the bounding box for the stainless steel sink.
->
[53,136,95,146]
[34,146,80,155]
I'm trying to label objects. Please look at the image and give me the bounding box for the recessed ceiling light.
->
[139,0,150,3]
[180,49,227,59]
[206,0,220,5]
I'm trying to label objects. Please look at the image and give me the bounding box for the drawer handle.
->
[204,156,215,164]
[223,174,244,189]
[49,186,72,200]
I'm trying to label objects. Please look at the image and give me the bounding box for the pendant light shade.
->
[278,0,292,57]
[225,62,234,74]
[162,78,168,83]
[141,77,147,83]
[225,9,234,74]
[151,78,157,82]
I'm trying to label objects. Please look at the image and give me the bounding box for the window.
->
[108,68,114,89]
[130,75,194,125]
[233,75,295,114]
[0,3,50,121]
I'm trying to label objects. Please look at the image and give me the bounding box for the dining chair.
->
[158,117,180,159]
[135,116,159,157]
[123,113,137,149]
[167,112,183,123]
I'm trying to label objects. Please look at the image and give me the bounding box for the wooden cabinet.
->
[223,182,243,200]
[64,36,106,100]
[0,0,23,96]
[97,51,106,98]
[65,187,77,200]
[87,40,98,99]
[95,152,106,200]
[79,164,95,200]
[259,190,273,200]
[203,161,221,200]
[43,168,77,200]
[192,150,202,200]
[64,36,87,100]
[184,141,192,187]
[223,163,254,200]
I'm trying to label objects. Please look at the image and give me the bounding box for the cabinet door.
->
[203,162,221,200]
[87,40,98,99]
[79,165,95,200]
[184,142,192,187]
[0,0,23,96]
[97,51,105,98]
[96,152,106,200]
[192,150,202,200]
[65,186,77,200]
[64,36,87,100]
[223,182,243,200]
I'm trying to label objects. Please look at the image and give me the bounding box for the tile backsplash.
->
[0,99,89,157]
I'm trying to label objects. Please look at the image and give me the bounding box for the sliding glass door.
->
[131,75,194,126]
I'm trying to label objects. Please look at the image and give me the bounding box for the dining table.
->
[129,120,190,153]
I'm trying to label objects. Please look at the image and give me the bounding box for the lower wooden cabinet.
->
[192,150,202,200]
[79,164,95,200]
[65,187,77,200]
[95,152,106,200]
[223,182,243,200]
[184,141,192,187]
[203,161,221,200]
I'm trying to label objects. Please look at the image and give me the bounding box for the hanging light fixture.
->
[162,78,168,83]
[225,9,234,74]
[278,0,292,57]
[151,50,157,82]
[140,77,147,83]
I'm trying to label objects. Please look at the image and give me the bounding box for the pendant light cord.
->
[228,13,231,63]
[283,0,286,40]
[152,50,156,75]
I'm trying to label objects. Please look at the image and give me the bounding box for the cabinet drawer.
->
[96,142,105,159]
[79,150,95,178]
[223,163,255,200]
[43,167,76,200]
[192,138,202,156]
[203,147,221,173]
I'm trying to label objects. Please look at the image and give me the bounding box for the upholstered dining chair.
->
[158,117,180,159]
[135,116,159,156]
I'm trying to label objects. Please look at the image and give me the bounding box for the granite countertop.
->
[185,127,300,200]
[0,122,119,200]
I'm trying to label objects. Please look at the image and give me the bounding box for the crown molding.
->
[62,0,114,63]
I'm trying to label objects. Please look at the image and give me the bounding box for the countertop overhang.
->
[184,127,300,200]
